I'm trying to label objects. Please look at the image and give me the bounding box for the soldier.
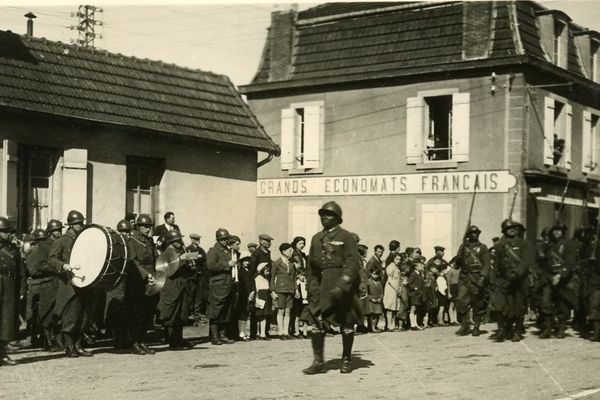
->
[187,233,208,324]
[158,230,195,349]
[455,225,490,336]
[206,228,236,345]
[303,201,360,374]
[129,214,159,341]
[105,219,156,355]
[490,220,534,342]
[0,217,25,366]
[539,223,577,339]
[426,246,449,274]
[48,210,93,358]
[26,228,61,351]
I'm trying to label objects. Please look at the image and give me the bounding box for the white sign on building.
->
[258,170,517,197]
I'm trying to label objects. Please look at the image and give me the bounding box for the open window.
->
[280,101,324,172]
[543,97,572,169]
[583,110,600,174]
[406,92,470,164]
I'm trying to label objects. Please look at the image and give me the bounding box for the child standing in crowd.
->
[436,266,450,325]
[366,268,384,332]
[383,254,403,331]
[292,260,309,339]
[446,257,460,325]
[397,271,410,330]
[254,263,272,340]
[271,243,296,340]
[408,261,425,330]
[235,253,255,341]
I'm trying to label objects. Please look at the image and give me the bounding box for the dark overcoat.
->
[157,246,195,326]
[0,240,25,341]
[205,242,235,322]
[48,229,78,317]
[26,240,58,326]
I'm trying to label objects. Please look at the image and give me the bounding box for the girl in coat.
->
[366,268,384,332]
[408,262,426,330]
[254,262,272,340]
[383,254,403,331]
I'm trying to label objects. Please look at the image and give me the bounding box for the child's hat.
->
[279,242,292,252]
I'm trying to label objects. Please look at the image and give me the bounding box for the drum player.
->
[48,210,94,358]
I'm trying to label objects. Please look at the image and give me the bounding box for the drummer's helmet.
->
[116,219,132,233]
[32,228,49,242]
[66,210,85,225]
[0,217,12,232]
[318,201,343,223]
[135,214,153,227]
[215,228,230,241]
[164,229,183,245]
[501,219,518,233]
[46,219,64,233]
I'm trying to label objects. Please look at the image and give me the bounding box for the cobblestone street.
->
[2,323,600,400]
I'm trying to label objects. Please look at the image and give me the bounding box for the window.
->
[553,21,564,66]
[288,202,321,241]
[280,101,323,171]
[592,40,599,82]
[126,156,164,222]
[583,111,600,173]
[543,97,572,169]
[406,92,470,164]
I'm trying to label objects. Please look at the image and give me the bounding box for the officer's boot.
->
[210,321,221,345]
[539,316,553,339]
[303,332,326,374]
[455,313,471,336]
[63,333,79,358]
[471,315,482,337]
[592,321,600,342]
[0,341,16,366]
[340,331,354,374]
[556,319,566,339]
[74,337,93,357]
[511,319,523,342]
[492,316,505,342]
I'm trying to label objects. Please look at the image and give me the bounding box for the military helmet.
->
[135,214,153,227]
[501,219,518,232]
[66,210,85,225]
[32,228,49,242]
[0,217,12,232]
[116,219,132,233]
[46,219,64,233]
[466,225,481,234]
[551,222,568,232]
[318,201,343,222]
[164,229,183,245]
[215,228,230,241]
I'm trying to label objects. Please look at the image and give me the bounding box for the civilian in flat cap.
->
[426,246,449,274]
[247,243,258,255]
[271,243,297,340]
[303,201,361,374]
[186,234,208,324]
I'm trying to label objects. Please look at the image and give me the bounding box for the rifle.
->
[556,177,570,224]
[457,189,478,263]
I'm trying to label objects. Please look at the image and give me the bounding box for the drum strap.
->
[130,236,148,248]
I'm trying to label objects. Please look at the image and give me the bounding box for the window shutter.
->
[543,97,555,165]
[406,97,424,164]
[1,140,18,217]
[280,108,295,170]
[564,103,572,169]
[303,105,322,169]
[583,110,593,173]
[451,92,470,162]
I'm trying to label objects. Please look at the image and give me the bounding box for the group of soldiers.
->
[0,201,599,374]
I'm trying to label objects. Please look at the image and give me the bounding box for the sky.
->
[0,1,599,87]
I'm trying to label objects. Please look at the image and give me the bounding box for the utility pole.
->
[70,5,103,47]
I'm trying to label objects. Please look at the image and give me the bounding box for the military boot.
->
[74,339,93,357]
[303,332,326,375]
[0,342,16,366]
[592,321,600,342]
[455,314,471,336]
[539,317,553,339]
[471,315,482,337]
[556,320,566,339]
[340,331,354,374]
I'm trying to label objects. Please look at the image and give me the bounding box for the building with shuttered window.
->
[241,1,600,257]
[0,30,278,241]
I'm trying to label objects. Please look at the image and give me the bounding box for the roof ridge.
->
[0,29,227,80]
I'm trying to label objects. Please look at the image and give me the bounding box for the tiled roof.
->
[245,1,591,90]
[0,30,278,153]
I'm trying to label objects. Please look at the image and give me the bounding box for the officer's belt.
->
[548,249,565,271]
[462,246,482,268]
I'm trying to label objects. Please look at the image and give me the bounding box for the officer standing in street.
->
[539,223,577,339]
[206,228,236,345]
[455,225,490,337]
[186,233,208,324]
[489,220,534,342]
[0,217,25,366]
[129,214,159,340]
[48,210,93,358]
[303,201,360,374]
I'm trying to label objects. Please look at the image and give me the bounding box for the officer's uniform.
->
[26,235,58,348]
[0,237,25,343]
[490,221,534,341]
[206,229,236,344]
[539,224,577,338]
[455,226,490,335]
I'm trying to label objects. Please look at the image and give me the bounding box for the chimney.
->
[268,6,297,81]
[25,12,36,38]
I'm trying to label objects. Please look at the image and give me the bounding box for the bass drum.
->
[69,225,128,291]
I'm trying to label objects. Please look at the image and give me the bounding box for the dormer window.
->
[592,40,599,82]
[553,21,565,66]
[535,9,571,69]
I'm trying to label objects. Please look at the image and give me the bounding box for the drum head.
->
[70,226,108,288]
